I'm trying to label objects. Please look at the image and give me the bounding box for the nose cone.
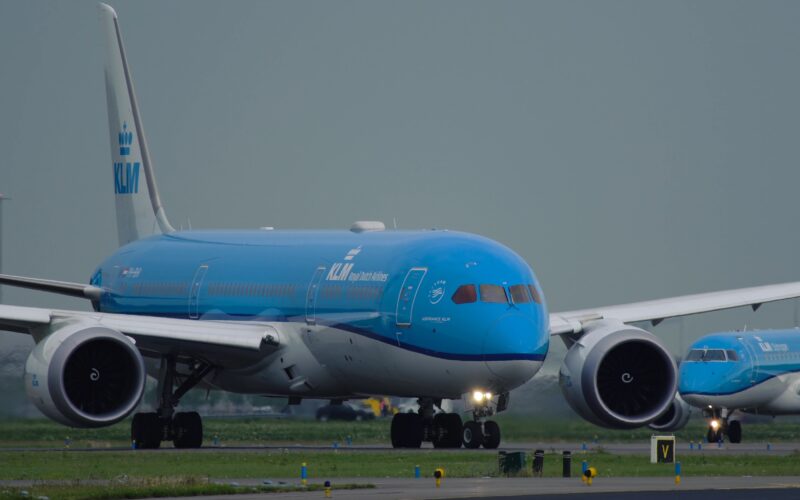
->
[482,312,547,385]
[678,362,707,406]
[678,361,737,406]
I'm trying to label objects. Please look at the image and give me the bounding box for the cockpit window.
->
[480,284,508,304]
[451,284,477,304]
[527,285,542,304]
[509,285,531,304]
[726,349,739,361]
[685,349,728,362]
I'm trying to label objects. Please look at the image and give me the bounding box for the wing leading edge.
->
[549,280,800,336]
[0,304,280,367]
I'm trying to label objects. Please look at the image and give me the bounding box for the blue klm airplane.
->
[2,4,800,449]
[679,329,800,443]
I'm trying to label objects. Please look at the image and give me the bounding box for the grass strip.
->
[5,416,800,449]
[1,449,800,481]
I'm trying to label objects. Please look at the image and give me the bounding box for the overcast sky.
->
[3,0,800,361]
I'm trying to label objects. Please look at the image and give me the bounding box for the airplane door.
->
[739,336,759,384]
[396,267,427,327]
[305,266,326,325]
[188,264,209,319]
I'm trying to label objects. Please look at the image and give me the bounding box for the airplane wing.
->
[549,281,800,337]
[0,304,281,367]
[0,273,103,300]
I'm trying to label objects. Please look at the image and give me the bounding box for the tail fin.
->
[98,3,174,246]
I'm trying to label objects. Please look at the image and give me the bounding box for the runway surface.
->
[156,476,800,499]
[5,440,799,455]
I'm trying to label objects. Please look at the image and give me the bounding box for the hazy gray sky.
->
[3,0,800,359]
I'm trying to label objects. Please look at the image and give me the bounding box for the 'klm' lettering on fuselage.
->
[327,262,354,281]
[114,162,140,194]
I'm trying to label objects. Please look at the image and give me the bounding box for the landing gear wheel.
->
[432,413,463,448]
[432,414,447,449]
[462,421,483,449]
[445,413,463,448]
[405,413,423,448]
[707,427,722,444]
[391,413,407,448]
[728,421,742,444]
[131,412,162,449]
[482,420,501,449]
[391,413,423,448]
[173,411,203,448]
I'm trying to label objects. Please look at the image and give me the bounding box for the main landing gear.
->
[131,357,212,449]
[390,393,506,449]
[391,399,463,448]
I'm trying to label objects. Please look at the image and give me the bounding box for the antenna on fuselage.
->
[392,217,398,230]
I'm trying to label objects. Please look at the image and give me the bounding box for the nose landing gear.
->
[704,408,742,444]
[462,392,504,449]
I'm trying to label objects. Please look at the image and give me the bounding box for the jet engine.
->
[559,320,677,429]
[648,394,692,431]
[24,322,146,428]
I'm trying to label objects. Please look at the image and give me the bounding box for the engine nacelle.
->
[559,320,677,429]
[648,394,692,431]
[25,322,146,428]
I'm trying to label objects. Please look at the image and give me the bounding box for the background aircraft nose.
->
[483,312,544,383]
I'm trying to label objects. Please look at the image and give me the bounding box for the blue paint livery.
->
[93,229,550,363]
[679,330,800,397]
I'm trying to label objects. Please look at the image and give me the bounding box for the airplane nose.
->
[483,312,543,383]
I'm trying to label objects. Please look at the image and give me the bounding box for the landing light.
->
[471,391,493,403]
[710,419,720,431]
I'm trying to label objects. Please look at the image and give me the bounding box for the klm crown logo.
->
[118,122,133,156]
[114,122,140,194]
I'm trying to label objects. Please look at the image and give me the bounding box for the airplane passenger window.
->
[451,284,477,304]
[726,349,739,361]
[480,284,508,304]
[527,285,542,304]
[509,285,531,304]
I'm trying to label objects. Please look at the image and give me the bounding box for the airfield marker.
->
[675,461,681,485]
[414,465,420,478]
[434,468,444,488]
[301,462,308,486]
[324,480,331,498]
[583,466,597,486]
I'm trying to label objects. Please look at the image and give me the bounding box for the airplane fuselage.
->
[92,228,549,400]
[679,330,800,415]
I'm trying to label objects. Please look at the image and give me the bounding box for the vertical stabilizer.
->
[99,3,174,246]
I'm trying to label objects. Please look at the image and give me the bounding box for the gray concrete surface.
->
[159,476,800,499]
